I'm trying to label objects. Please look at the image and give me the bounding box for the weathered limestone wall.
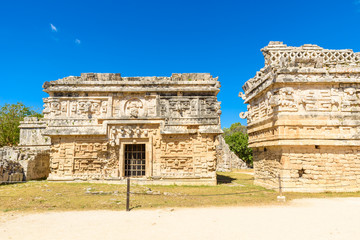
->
[254,146,360,192]
[19,117,51,147]
[240,41,360,192]
[19,149,50,180]
[216,136,247,172]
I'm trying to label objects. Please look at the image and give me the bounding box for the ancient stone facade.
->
[41,73,222,185]
[240,42,360,192]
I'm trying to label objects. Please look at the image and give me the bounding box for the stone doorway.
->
[124,144,146,177]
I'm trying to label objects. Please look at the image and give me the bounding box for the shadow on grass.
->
[129,205,142,211]
[217,174,237,184]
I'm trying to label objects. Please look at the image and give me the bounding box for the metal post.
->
[278,174,282,196]
[126,177,130,211]
[277,173,286,202]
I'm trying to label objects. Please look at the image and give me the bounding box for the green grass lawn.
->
[1,171,360,213]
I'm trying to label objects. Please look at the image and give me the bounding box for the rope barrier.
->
[1,174,360,208]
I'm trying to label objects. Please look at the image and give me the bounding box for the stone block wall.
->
[19,117,50,147]
[0,160,24,183]
[0,147,24,183]
[19,150,50,180]
[254,146,360,192]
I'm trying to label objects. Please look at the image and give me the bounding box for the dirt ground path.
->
[1,198,360,240]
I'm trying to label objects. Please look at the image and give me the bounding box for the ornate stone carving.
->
[241,42,360,192]
[40,73,221,184]
[342,87,360,112]
[160,156,194,177]
[125,98,143,118]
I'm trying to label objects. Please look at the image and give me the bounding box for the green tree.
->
[0,102,42,147]
[223,122,253,167]
[223,122,247,137]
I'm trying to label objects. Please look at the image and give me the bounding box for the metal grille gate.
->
[124,144,146,177]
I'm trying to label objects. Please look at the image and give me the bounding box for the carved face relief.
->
[342,87,360,111]
[91,101,100,114]
[78,101,86,113]
[49,101,60,116]
[125,98,143,118]
[70,102,77,112]
[51,101,60,111]
[100,101,108,113]
[43,99,51,114]
[61,102,67,113]
[85,102,91,112]
[160,100,168,116]
[190,99,198,115]
[344,88,357,97]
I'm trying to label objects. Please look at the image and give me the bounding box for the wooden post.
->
[126,177,130,211]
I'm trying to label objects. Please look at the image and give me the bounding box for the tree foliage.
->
[223,122,247,137]
[223,122,253,167]
[0,103,42,147]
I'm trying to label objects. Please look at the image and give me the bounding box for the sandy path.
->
[1,198,360,240]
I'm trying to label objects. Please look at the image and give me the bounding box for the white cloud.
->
[50,23,57,32]
[75,39,81,45]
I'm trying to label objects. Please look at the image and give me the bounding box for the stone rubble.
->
[216,136,247,171]
[0,145,50,182]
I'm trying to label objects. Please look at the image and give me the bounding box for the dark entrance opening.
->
[124,144,146,177]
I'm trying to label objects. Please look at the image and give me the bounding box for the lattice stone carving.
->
[263,41,360,67]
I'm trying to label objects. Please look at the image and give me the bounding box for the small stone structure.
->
[240,41,360,192]
[216,136,247,172]
[0,117,51,183]
[39,73,222,185]
[18,117,51,180]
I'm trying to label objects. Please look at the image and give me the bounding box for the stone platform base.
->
[253,145,360,192]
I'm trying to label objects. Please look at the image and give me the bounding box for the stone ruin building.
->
[0,117,50,183]
[0,72,247,185]
[240,41,360,192]
[34,73,222,185]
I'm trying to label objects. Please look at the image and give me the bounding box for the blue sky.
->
[1,0,360,128]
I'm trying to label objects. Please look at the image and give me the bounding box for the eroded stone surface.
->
[0,146,50,182]
[216,136,247,172]
[240,41,360,192]
[0,147,24,183]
